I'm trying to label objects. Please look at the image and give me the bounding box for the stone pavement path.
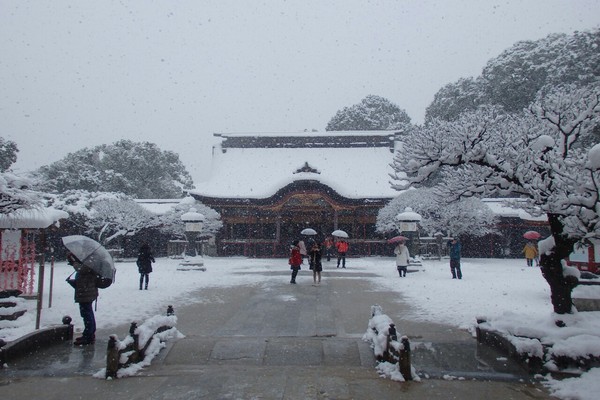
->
[0,267,556,399]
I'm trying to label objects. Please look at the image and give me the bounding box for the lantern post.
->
[395,207,422,257]
[180,208,205,258]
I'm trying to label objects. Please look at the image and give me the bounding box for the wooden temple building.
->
[190,131,402,257]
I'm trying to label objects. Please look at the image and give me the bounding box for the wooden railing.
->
[105,305,180,379]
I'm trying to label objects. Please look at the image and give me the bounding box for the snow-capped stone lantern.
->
[396,207,422,257]
[181,208,205,257]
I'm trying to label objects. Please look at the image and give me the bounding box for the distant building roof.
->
[481,199,547,222]
[135,199,182,215]
[192,131,405,200]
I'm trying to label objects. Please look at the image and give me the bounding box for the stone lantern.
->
[180,208,205,257]
[396,207,422,257]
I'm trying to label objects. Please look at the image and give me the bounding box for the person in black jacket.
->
[66,252,98,346]
[137,243,155,290]
[309,242,323,285]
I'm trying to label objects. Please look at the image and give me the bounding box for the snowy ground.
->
[2,256,600,399]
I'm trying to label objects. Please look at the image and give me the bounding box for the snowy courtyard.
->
[3,255,600,399]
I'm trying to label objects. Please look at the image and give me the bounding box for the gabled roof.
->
[191,131,404,200]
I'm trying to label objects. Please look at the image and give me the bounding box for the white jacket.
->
[394,244,410,267]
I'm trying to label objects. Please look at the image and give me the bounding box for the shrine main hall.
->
[190,131,402,257]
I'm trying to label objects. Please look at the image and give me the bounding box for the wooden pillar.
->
[276,214,281,241]
[333,209,338,230]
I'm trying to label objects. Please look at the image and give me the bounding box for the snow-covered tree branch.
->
[0,172,42,215]
[392,82,600,314]
[377,188,497,238]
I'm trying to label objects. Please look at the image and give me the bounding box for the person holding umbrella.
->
[523,241,539,267]
[309,241,323,285]
[394,240,410,277]
[522,231,541,267]
[336,239,349,268]
[62,235,116,346]
[66,252,98,346]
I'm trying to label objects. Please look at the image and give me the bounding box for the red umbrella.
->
[523,231,541,240]
[387,235,408,244]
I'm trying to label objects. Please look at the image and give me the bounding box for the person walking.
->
[289,240,302,284]
[523,241,538,267]
[447,238,462,279]
[136,243,155,290]
[66,252,98,346]
[309,241,323,284]
[336,239,349,268]
[394,241,410,277]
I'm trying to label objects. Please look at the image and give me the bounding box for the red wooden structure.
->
[0,230,37,295]
[567,241,600,274]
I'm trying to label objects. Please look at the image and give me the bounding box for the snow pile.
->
[544,368,600,400]
[362,306,394,359]
[482,308,600,377]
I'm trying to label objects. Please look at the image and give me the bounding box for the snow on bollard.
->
[363,305,420,382]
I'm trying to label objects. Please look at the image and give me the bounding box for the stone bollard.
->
[388,323,398,341]
[384,323,399,363]
[399,336,412,381]
[129,322,141,362]
[106,335,119,379]
[62,315,74,341]
[167,305,175,316]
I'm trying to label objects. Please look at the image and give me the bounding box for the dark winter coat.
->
[447,240,461,260]
[67,266,99,304]
[137,245,155,274]
[309,246,322,272]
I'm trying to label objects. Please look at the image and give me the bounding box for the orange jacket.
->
[336,241,349,253]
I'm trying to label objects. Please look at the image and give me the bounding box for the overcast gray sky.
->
[2,0,600,183]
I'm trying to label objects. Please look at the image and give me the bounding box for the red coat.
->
[289,247,302,267]
[336,241,349,253]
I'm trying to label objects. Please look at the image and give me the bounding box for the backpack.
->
[96,275,113,289]
[96,268,116,289]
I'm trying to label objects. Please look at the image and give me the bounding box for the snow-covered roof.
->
[481,199,547,222]
[135,199,181,215]
[192,131,403,199]
[0,207,69,229]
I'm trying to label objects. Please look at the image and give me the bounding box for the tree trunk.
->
[539,214,578,315]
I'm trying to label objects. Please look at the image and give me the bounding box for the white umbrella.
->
[332,230,349,238]
[301,228,317,235]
